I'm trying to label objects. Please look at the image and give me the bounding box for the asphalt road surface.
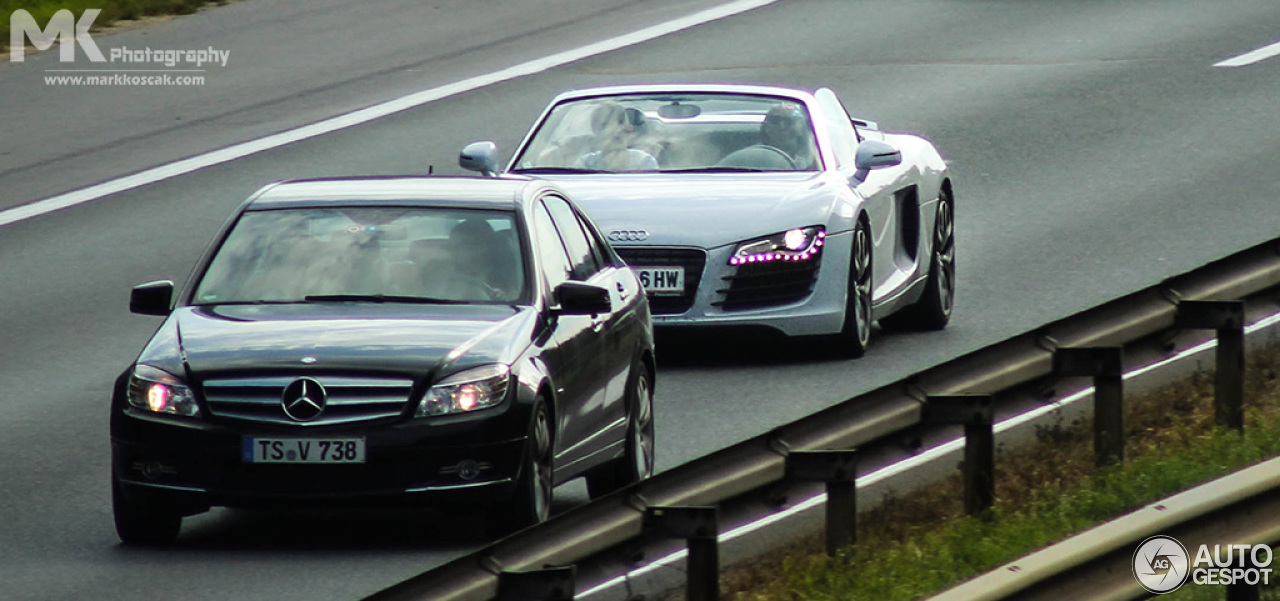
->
[1,1,1278,599]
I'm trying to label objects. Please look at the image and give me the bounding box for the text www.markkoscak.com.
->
[44,73,206,86]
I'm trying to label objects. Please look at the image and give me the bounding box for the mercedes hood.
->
[136,303,538,378]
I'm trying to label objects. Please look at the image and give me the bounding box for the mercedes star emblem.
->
[281,377,327,422]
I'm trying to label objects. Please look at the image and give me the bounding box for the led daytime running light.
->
[730,229,825,266]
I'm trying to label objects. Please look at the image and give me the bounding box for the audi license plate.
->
[636,266,684,295]
[243,437,366,464]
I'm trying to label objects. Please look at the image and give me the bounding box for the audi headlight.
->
[417,364,511,417]
[729,226,826,265]
[127,364,200,417]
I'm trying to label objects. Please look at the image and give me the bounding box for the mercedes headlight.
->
[417,364,511,417]
[127,364,201,417]
[729,226,826,265]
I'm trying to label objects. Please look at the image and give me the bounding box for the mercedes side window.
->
[532,201,574,291]
[571,210,612,270]
[542,195,603,281]
[577,215,615,269]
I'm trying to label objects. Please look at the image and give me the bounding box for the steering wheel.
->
[716,144,798,170]
[744,145,798,169]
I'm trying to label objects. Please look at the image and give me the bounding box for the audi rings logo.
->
[1133,535,1191,594]
[608,229,650,242]
[281,377,327,422]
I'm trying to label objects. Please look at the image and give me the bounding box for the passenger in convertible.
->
[576,102,659,172]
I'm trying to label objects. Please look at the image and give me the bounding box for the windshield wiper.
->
[511,166,613,174]
[192,299,306,307]
[303,294,468,305]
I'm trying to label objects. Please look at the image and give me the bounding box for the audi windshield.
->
[511,93,822,174]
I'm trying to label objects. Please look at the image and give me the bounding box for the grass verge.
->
[711,345,1280,601]
[2,1,232,55]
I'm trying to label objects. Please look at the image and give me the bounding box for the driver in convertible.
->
[575,102,659,172]
[760,102,818,170]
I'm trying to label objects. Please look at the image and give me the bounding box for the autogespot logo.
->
[1133,535,1191,594]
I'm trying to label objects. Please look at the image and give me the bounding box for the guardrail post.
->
[928,395,994,516]
[1054,347,1125,466]
[786,450,858,556]
[495,566,576,601]
[1176,300,1246,431]
[644,506,719,601]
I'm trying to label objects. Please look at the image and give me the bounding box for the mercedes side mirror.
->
[130,280,175,316]
[852,140,902,182]
[459,141,500,177]
[554,281,612,316]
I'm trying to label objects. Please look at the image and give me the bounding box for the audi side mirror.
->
[852,140,902,183]
[130,280,175,316]
[459,141,500,177]
[554,281,612,316]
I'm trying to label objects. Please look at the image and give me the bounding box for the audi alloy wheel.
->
[838,219,873,358]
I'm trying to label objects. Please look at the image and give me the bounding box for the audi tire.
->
[880,187,955,332]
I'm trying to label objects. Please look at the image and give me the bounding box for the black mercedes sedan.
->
[110,176,655,544]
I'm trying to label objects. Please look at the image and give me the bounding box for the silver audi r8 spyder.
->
[462,83,954,356]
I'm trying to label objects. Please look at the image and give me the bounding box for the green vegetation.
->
[2,1,229,55]
[1167,579,1280,601]
[713,347,1280,601]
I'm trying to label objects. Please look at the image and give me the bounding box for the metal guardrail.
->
[365,236,1280,601]
[926,455,1280,601]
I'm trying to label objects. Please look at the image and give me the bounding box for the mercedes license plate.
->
[243,437,366,464]
[636,266,684,295]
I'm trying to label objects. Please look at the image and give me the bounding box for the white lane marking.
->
[0,0,779,229]
[1215,40,1280,67]
[577,310,1280,599]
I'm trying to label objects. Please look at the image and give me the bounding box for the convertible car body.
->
[462,83,954,355]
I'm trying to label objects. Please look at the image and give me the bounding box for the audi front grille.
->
[715,258,821,311]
